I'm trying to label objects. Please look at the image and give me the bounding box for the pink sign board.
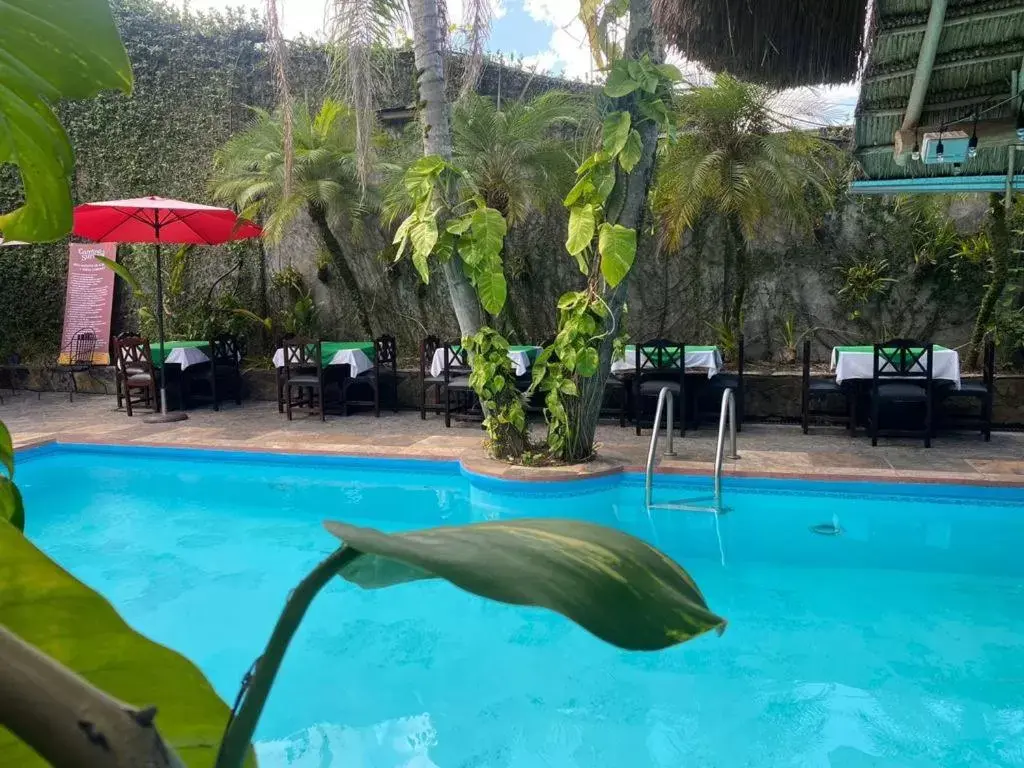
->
[59,243,118,364]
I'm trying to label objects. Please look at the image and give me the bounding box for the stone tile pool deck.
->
[3,393,1023,485]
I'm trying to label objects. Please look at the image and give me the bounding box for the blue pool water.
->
[17,444,1024,767]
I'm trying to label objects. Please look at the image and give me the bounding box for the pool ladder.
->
[644,387,739,512]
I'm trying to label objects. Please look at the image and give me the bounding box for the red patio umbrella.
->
[73,196,262,422]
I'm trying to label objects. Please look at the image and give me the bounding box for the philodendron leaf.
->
[566,203,596,257]
[472,265,508,315]
[0,0,133,241]
[602,111,632,158]
[0,520,254,767]
[598,223,637,287]
[0,419,12,477]
[325,518,726,651]
[0,478,23,532]
[619,129,643,173]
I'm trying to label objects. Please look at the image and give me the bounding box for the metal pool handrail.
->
[645,386,739,508]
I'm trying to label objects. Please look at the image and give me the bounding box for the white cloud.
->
[520,0,597,80]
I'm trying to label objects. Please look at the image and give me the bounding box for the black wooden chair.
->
[342,334,399,417]
[633,338,686,437]
[275,333,297,414]
[282,338,325,421]
[55,328,98,402]
[869,339,934,447]
[938,336,994,441]
[419,337,473,426]
[702,334,745,431]
[801,339,853,434]
[114,336,157,417]
[207,334,243,411]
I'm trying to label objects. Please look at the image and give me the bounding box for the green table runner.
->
[318,341,375,366]
[833,344,949,356]
[149,340,209,367]
[623,344,718,363]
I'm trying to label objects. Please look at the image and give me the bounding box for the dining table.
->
[610,345,723,378]
[149,340,212,370]
[830,345,961,388]
[429,344,542,378]
[272,341,376,376]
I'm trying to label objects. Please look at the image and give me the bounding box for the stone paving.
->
[2,392,1023,485]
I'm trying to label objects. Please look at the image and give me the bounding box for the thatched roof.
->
[653,0,870,87]
[853,0,1024,183]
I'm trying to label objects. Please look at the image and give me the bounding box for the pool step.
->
[648,497,729,514]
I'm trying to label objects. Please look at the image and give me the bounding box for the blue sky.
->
[174,0,859,122]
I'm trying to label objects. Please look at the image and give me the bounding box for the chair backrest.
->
[443,341,469,380]
[801,338,811,385]
[420,335,440,378]
[983,335,996,390]
[282,337,322,375]
[114,336,153,375]
[636,338,684,378]
[736,334,745,378]
[69,329,98,366]
[210,334,242,365]
[375,334,398,372]
[873,339,933,381]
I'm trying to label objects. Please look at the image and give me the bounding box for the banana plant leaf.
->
[326,518,726,651]
[0,520,254,767]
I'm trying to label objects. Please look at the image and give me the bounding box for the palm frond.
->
[328,0,408,188]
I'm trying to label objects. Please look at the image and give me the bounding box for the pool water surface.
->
[17,444,1024,767]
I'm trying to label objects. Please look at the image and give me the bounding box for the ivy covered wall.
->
[0,0,997,366]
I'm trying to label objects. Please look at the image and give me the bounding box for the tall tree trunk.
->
[409,0,485,339]
[563,0,662,462]
[967,193,1009,369]
[728,214,746,339]
[308,205,374,338]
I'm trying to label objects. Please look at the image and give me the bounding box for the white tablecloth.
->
[164,346,211,371]
[272,347,375,377]
[830,347,961,388]
[429,346,540,378]
[610,347,722,378]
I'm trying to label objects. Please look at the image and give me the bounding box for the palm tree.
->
[652,73,835,336]
[452,91,587,225]
[210,99,375,337]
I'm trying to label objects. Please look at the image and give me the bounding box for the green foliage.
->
[0,515,253,767]
[394,155,509,314]
[652,73,835,247]
[465,328,529,459]
[327,517,726,651]
[210,98,366,244]
[0,0,132,241]
[0,421,23,532]
[836,257,896,318]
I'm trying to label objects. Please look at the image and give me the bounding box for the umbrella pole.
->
[145,239,187,423]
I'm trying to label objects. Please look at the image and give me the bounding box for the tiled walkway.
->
[3,393,1024,485]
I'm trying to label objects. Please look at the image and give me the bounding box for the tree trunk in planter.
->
[967,193,1009,369]
[409,0,484,339]
[562,0,662,463]
[307,205,374,338]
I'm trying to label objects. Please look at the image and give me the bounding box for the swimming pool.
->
[17,443,1024,767]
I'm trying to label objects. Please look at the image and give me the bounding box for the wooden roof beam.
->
[878,3,1024,37]
[866,48,1024,84]
[894,0,948,166]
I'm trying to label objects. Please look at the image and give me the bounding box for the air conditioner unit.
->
[920,130,970,165]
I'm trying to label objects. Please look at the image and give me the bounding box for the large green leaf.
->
[0,478,23,532]
[0,0,133,241]
[409,213,438,282]
[598,223,636,287]
[566,203,596,256]
[469,206,507,261]
[0,420,12,478]
[326,518,726,651]
[601,111,631,158]
[619,129,643,173]
[96,255,146,297]
[472,265,508,315]
[604,65,639,98]
[0,520,251,767]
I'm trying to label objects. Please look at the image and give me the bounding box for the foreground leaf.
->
[326,518,725,651]
[0,478,23,532]
[0,420,12,477]
[566,203,596,256]
[0,0,133,241]
[598,223,637,287]
[602,111,631,158]
[0,520,252,767]
[472,266,508,315]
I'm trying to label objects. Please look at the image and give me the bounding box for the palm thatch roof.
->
[854,0,1024,183]
[653,0,870,87]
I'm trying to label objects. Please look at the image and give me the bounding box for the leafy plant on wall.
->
[0,0,133,241]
